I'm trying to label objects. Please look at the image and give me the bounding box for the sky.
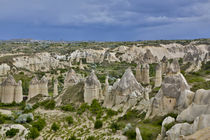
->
[0,0,210,41]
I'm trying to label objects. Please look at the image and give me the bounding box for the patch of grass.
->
[110,122,120,133]
[40,99,56,110]
[191,81,210,92]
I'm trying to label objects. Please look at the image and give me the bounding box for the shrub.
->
[69,135,76,140]
[28,127,40,139]
[32,118,46,131]
[106,109,118,117]
[0,116,5,124]
[90,99,102,115]
[66,116,74,125]
[43,100,56,110]
[87,136,95,140]
[51,122,59,132]
[6,128,19,138]
[61,104,75,112]
[77,103,89,115]
[124,129,136,140]
[94,120,103,129]
[110,122,120,133]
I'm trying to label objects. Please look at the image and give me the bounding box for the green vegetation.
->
[191,81,210,92]
[124,129,136,140]
[87,136,96,140]
[66,116,74,125]
[61,104,75,112]
[6,128,19,138]
[32,118,46,131]
[77,103,89,115]
[90,99,103,118]
[51,122,60,132]
[164,122,176,131]
[94,120,103,129]
[28,127,40,139]
[14,73,32,95]
[40,99,56,110]
[69,135,77,140]
[110,122,120,133]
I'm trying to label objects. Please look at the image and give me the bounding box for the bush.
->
[110,122,120,133]
[124,129,136,140]
[66,116,74,125]
[28,127,40,139]
[51,122,59,132]
[43,100,56,110]
[90,99,102,116]
[61,104,75,112]
[69,135,77,140]
[94,120,103,129]
[77,103,89,115]
[0,116,5,124]
[32,118,46,131]
[106,109,118,117]
[87,136,96,140]
[6,128,19,138]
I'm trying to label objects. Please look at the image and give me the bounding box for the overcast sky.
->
[0,0,210,41]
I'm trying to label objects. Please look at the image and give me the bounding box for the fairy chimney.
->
[39,76,48,96]
[136,64,142,83]
[155,63,162,87]
[53,79,58,97]
[84,70,101,104]
[142,64,150,85]
[28,76,39,99]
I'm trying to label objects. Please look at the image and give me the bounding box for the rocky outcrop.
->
[84,70,102,104]
[0,63,10,75]
[12,52,60,72]
[0,75,23,103]
[176,89,210,122]
[167,59,180,75]
[143,49,158,64]
[149,73,194,117]
[28,76,48,100]
[166,114,210,140]
[64,69,80,88]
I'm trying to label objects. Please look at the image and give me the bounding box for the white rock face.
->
[0,75,23,103]
[193,89,210,105]
[84,70,102,104]
[0,63,10,75]
[12,52,59,72]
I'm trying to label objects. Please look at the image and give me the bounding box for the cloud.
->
[0,0,209,40]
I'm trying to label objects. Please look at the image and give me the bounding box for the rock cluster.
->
[0,75,23,103]
[28,76,48,100]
